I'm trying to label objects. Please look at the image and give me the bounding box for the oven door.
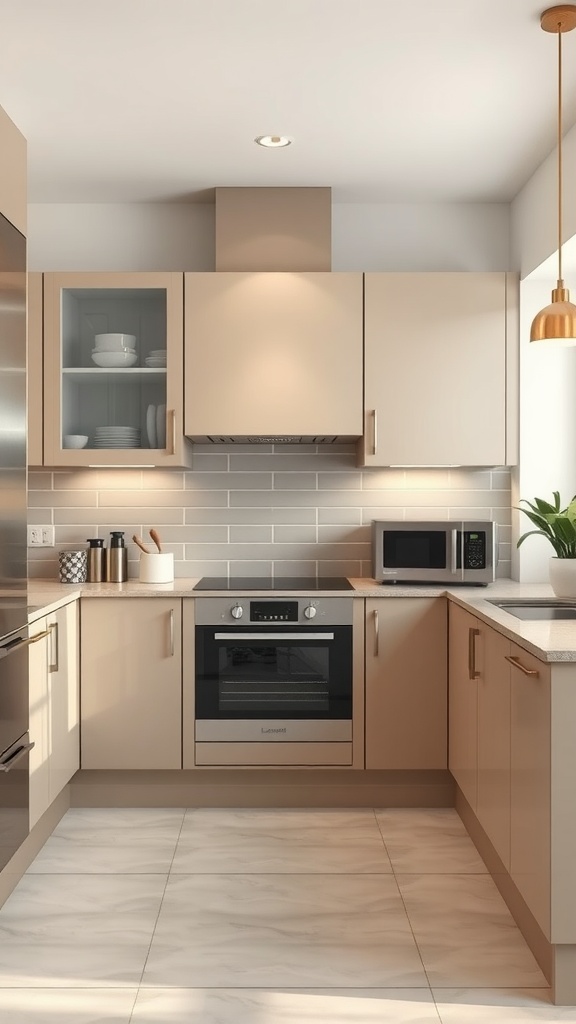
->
[195,623,352,742]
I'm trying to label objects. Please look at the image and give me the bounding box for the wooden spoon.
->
[149,528,162,553]
[132,534,152,554]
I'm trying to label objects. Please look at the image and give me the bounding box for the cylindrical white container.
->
[139,552,174,584]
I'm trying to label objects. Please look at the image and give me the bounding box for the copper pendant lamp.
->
[531,5,576,344]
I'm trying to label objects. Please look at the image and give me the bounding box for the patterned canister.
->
[58,550,88,584]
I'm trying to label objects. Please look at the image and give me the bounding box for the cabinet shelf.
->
[62,367,166,384]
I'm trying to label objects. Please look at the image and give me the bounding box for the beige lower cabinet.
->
[509,642,551,934]
[29,601,80,829]
[80,598,182,769]
[448,602,481,809]
[365,598,447,769]
[48,601,80,802]
[477,624,511,868]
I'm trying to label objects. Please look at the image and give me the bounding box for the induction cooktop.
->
[193,576,354,591]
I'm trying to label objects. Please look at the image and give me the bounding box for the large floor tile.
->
[0,874,166,987]
[142,872,428,988]
[132,987,442,1023]
[375,810,487,874]
[397,875,547,988]
[172,808,392,873]
[433,988,576,1022]
[0,988,138,1022]
[27,808,185,874]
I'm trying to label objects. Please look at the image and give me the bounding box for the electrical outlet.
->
[28,525,55,547]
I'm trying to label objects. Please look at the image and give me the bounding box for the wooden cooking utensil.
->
[149,528,162,553]
[132,534,152,554]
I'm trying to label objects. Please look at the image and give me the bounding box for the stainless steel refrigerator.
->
[0,210,32,871]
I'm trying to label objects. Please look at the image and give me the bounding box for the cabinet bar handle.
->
[48,621,59,673]
[468,627,480,680]
[505,654,539,677]
[0,741,34,772]
[169,609,174,657]
[450,529,458,575]
[372,409,378,456]
[0,628,51,659]
[169,409,176,455]
[373,608,379,657]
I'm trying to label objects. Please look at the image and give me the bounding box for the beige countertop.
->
[27,577,576,662]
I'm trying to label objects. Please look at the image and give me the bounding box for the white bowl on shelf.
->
[91,351,138,368]
[63,434,89,449]
[94,333,137,350]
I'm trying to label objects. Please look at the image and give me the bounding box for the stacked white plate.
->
[145,348,167,368]
[93,426,141,449]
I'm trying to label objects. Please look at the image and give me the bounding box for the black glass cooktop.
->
[193,577,354,591]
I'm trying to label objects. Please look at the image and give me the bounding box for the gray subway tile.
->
[188,453,229,471]
[185,472,272,490]
[29,489,98,508]
[54,508,186,526]
[318,525,371,543]
[273,525,317,543]
[230,525,273,542]
[28,471,53,490]
[318,508,362,525]
[273,473,317,490]
[98,490,228,508]
[141,469,184,490]
[175,560,227,577]
[185,508,316,525]
[272,561,318,577]
[318,472,363,490]
[228,561,273,577]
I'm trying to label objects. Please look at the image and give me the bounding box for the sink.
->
[487,600,576,621]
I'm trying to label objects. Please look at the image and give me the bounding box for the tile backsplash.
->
[28,444,512,581]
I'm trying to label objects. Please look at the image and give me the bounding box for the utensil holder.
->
[139,552,174,584]
[58,550,88,584]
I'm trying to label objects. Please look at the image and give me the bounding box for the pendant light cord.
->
[558,23,564,284]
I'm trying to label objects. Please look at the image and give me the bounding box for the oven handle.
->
[214,632,336,640]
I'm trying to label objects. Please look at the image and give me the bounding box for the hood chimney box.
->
[215,186,331,271]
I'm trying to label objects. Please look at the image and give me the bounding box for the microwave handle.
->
[450,529,459,575]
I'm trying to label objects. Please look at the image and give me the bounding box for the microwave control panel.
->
[463,531,486,569]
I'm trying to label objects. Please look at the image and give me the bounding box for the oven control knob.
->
[303,604,317,619]
[230,603,243,619]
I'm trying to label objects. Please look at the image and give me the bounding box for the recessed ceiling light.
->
[254,135,292,148]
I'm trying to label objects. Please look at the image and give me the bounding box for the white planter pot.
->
[549,557,576,598]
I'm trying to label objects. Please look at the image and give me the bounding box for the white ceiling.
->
[1,0,575,204]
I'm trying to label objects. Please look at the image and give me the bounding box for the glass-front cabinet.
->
[43,272,187,466]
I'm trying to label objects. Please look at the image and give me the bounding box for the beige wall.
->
[28,446,512,581]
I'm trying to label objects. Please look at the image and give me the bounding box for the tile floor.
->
[0,807,574,1022]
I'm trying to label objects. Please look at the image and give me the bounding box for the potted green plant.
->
[517,491,576,597]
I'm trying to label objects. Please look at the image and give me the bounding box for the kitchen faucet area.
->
[2,0,576,1020]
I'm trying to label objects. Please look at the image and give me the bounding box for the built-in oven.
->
[194,596,354,766]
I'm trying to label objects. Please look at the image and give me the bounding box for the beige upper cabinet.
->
[365,597,447,769]
[184,272,363,440]
[448,602,481,810]
[27,272,44,467]
[0,104,26,236]
[42,272,188,467]
[361,272,518,467]
[80,598,182,769]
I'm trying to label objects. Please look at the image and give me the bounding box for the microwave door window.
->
[384,531,447,570]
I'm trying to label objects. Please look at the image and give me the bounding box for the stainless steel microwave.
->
[371,520,497,585]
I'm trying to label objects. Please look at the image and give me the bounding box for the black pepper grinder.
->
[107,531,128,583]
[86,538,106,582]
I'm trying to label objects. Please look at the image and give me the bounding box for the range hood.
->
[183,187,363,445]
